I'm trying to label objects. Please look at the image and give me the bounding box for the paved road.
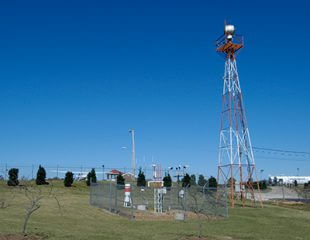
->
[259,186,299,201]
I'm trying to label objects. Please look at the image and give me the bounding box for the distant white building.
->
[270,175,310,185]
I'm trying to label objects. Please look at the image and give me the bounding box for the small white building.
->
[270,175,310,185]
[106,169,123,181]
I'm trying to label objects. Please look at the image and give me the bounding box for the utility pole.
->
[175,166,181,183]
[129,129,136,177]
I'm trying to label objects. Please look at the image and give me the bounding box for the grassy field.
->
[0,180,309,240]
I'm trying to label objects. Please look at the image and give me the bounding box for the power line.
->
[253,147,310,156]
[253,146,310,162]
[255,156,310,162]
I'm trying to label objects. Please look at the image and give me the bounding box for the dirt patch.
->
[185,236,234,240]
[186,237,211,240]
[280,201,304,206]
[133,210,224,221]
[0,235,41,240]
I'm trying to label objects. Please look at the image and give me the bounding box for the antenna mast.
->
[215,23,262,208]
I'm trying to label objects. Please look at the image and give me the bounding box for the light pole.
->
[176,166,181,183]
[129,129,136,177]
[168,167,173,177]
[182,165,189,176]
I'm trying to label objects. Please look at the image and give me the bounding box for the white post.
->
[129,129,136,177]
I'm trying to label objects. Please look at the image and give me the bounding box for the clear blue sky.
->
[0,0,309,179]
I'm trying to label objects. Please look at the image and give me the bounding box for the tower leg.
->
[230,165,234,208]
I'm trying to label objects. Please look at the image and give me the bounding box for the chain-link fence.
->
[90,182,228,219]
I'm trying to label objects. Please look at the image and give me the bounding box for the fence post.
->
[115,183,117,212]
[130,185,134,219]
[109,180,112,212]
[183,186,187,217]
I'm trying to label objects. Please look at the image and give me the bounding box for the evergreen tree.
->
[36,165,48,185]
[86,168,97,186]
[259,180,267,190]
[182,173,191,187]
[198,174,207,186]
[117,173,125,186]
[294,180,298,187]
[268,177,273,185]
[64,171,74,187]
[163,174,172,188]
[273,177,278,186]
[137,168,146,187]
[208,176,218,188]
[190,174,197,186]
[7,168,19,186]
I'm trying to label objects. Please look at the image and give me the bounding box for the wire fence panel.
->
[202,187,228,217]
[90,182,228,219]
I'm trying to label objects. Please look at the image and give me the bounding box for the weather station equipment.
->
[123,183,132,207]
[216,23,262,208]
[148,164,165,213]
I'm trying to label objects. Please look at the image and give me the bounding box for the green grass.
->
[0,180,309,240]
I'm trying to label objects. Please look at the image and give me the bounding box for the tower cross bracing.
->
[216,24,262,208]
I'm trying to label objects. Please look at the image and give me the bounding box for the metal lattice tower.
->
[215,24,262,208]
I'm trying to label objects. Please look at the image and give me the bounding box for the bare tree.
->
[0,188,15,209]
[188,186,210,239]
[22,183,60,235]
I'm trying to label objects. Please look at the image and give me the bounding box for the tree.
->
[86,168,97,186]
[163,174,172,188]
[0,188,15,209]
[188,186,211,238]
[273,177,278,186]
[251,180,267,190]
[182,173,191,187]
[190,174,197,186]
[227,177,236,189]
[36,165,48,185]
[22,184,60,235]
[7,168,19,186]
[137,168,146,187]
[208,176,217,188]
[294,180,298,187]
[64,171,74,187]
[198,175,207,187]
[117,173,125,186]
[268,177,273,185]
[260,180,267,190]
